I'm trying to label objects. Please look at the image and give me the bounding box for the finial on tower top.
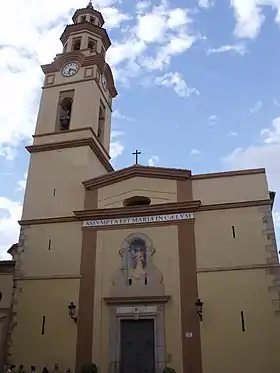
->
[87,0,93,9]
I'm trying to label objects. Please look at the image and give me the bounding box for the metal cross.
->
[132,149,142,164]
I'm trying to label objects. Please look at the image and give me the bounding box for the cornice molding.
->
[0,261,15,274]
[103,295,171,305]
[32,126,111,160]
[18,198,272,226]
[74,201,201,220]
[26,137,114,173]
[192,168,266,180]
[197,263,280,273]
[19,216,78,226]
[199,199,272,211]
[83,165,192,190]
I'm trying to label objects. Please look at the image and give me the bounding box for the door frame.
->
[108,304,165,373]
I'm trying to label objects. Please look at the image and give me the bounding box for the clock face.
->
[102,75,107,91]
[62,62,79,77]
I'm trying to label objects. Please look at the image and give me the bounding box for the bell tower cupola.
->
[61,1,108,56]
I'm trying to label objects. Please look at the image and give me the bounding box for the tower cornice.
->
[60,22,111,50]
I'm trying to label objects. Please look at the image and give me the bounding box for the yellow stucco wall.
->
[98,177,178,208]
[198,268,280,373]
[93,225,182,373]
[192,172,269,204]
[11,279,79,371]
[19,222,82,277]
[22,147,107,220]
[0,273,13,309]
[195,206,269,269]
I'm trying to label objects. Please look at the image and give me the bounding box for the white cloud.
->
[273,98,280,107]
[224,116,280,192]
[109,1,197,75]
[0,197,22,260]
[110,130,125,160]
[112,109,134,121]
[136,14,167,43]
[191,149,201,155]
[231,0,280,39]
[208,114,218,125]
[16,172,28,192]
[206,43,247,55]
[155,72,199,97]
[228,131,239,137]
[261,116,280,144]
[249,100,263,114]
[101,7,132,29]
[198,0,215,9]
[148,155,159,166]
[136,0,152,13]
[274,212,280,227]
[110,141,124,159]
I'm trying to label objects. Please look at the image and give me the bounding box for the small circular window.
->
[123,196,151,207]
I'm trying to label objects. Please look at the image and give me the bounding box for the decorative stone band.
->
[83,212,194,228]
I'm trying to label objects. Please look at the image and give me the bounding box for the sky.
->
[0,0,280,259]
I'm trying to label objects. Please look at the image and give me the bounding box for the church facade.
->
[1,3,280,373]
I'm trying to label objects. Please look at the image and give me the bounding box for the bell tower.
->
[21,1,117,221]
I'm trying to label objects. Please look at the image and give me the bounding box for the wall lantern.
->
[68,302,78,323]
[195,298,203,322]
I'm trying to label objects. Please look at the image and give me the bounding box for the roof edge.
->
[83,164,191,190]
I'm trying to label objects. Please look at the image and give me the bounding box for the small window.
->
[72,39,81,51]
[123,196,151,207]
[0,292,2,302]
[81,15,87,23]
[90,16,95,24]
[88,38,97,51]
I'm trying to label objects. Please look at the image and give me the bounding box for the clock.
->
[102,74,107,91]
[61,62,79,77]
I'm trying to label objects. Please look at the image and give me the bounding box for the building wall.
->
[22,147,106,220]
[18,222,83,277]
[195,206,270,269]
[93,225,183,373]
[193,171,280,373]
[9,169,279,373]
[11,279,79,370]
[192,171,269,204]
[198,268,280,373]
[97,177,178,208]
[9,221,83,370]
[0,267,14,368]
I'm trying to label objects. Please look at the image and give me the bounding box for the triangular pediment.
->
[83,164,191,190]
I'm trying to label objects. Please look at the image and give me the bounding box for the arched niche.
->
[55,90,75,132]
[59,97,73,131]
[111,233,164,298]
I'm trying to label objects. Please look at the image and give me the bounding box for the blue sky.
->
[0,0,280,259]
